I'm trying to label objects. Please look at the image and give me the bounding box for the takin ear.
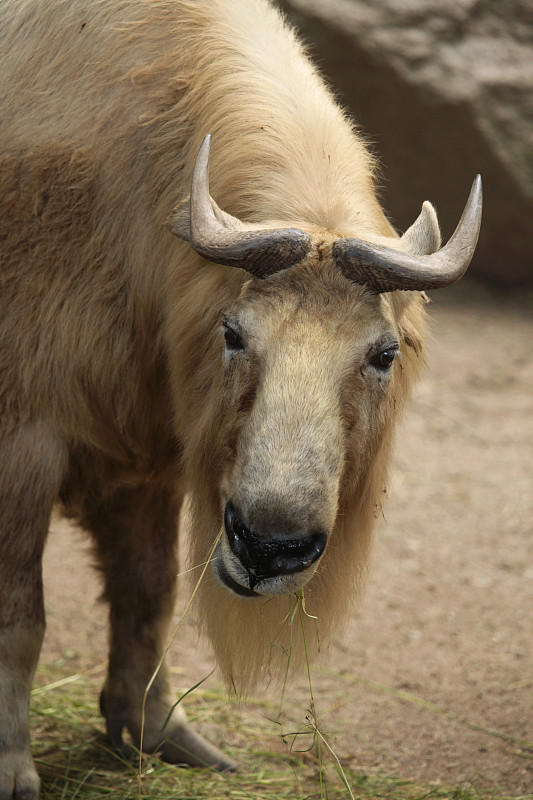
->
[387,202,438,315]
[372,201,442,257]
[399,201,441,255]
[166,197,192,241]
[366,202,440,320]
[166,194,249,243]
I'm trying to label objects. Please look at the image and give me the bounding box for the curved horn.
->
[332,175,482,292]
[167,135,312,278]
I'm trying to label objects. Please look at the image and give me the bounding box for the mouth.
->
[212,539,320,599]
[214,554,260,598]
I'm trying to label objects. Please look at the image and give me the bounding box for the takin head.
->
[168,136,481,688]
[169,135,482,600]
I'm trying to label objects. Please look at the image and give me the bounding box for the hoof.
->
[157,723,237,772]
[0,751,40,800]
[100,685,237,772]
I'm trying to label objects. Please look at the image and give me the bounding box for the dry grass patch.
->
[30,664,514,800]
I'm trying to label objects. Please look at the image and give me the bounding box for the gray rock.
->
[277,0,533,284]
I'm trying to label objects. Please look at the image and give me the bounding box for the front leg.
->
[0,423,66,800]
[0,623,43,800]
[84,484,235,771]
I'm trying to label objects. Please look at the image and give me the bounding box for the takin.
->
[0,0,481,797]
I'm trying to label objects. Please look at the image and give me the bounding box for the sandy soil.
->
[41,282,533,797]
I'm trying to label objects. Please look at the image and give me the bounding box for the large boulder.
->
[277,0,533,285]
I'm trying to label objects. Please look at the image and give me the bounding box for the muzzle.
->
[213,501,327,597]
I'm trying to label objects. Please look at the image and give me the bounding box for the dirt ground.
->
[41,282,533,797]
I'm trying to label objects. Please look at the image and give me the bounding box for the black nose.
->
[224,501,327,588]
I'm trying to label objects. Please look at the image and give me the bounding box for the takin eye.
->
[223,322,244,352]
[370,346,398,371]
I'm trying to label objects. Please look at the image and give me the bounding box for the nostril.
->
[228,531,251,565]
[224,501,256,565]
[268,532,327,577]
[308,531,327,565]
[231,513,249,541]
